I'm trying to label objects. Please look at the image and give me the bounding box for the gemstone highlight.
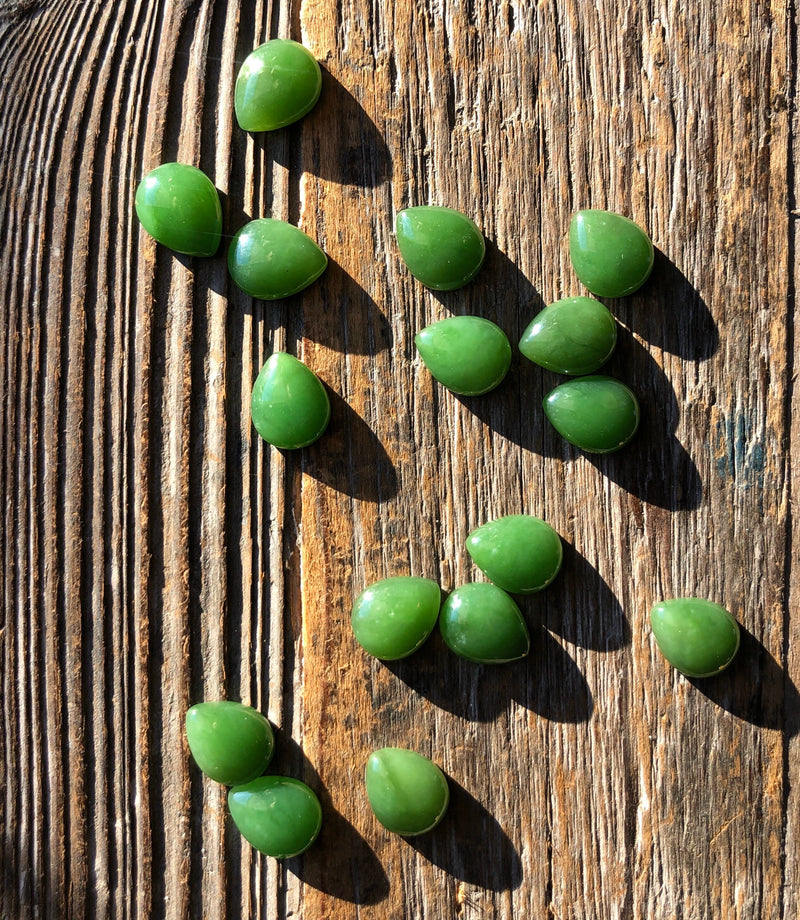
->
[135,163,222,257]
[251,353,330,449]
[185,701,274,786]
[235,39,322,132]
[365,748,449,836]
[569,210,654,298]
[519,296,617,376]
[396,206,485,290]
[543,376,640,453]
[415,316,511,395]
[350,576,441,660]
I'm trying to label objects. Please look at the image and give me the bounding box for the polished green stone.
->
[251,353,330,449]
[365,748,449,836]
[543,376,640,453]
[228,218,327,300]
[650,598,741,678]
[466,515,563,594]
[415,316,511,395]
[235,39,322,132]
[228,776,322,858]
[134,163,222,257]
[569,210,654,297]
[396,206,485,290]
[519,296,617,376]
[439,582,529,664]
[350,576,441,660]
[185,701,274,786]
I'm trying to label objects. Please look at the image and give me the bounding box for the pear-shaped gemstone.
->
[415,316,511,395]
[135,163,222,257]
[365,748,449,836]
[466,515,563,594]
[650,598,740,678]
[251,353,330,449]
[228,218,327,300]
[235,39,322,132]
[543,376,640,453]
[519,296,617,376]
[185,701,274,786]
[228,776,322,858]
[439,583,529,664]
[350,576,441,660]
[396,206,485,290]
[569,210,654,297]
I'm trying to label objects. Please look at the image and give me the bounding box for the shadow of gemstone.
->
[251,67,392,188]
[449,347,558,456]
[449,324,702,510]
[687,625,800,737]
[517,628,594,721]
[384,630,507,723]
[172,249,229,298]
[270,735,390,905]
[299,256,393,354]
[521,541,630,651]
[168,191,251,299]
[217,188,253,242]
[429,241,546,339]
[385,627,593,724]
[582,326,703,511]
[606,247,719,361]
[300,388,399,503]
[405,777,523,892]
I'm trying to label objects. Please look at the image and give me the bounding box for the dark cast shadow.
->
[385,627,593,724]
[170,190,251,298]
[299,256,393,354]
[688,625,800,737]
[583,326,703,510]
[429,241,546,338]
[425,239,705,511]
[451,325,702,510]
[273,736,390,905]
[405,777,523,892]
[611,247,719,361]
[251,68,392,188]
[217,188,253,242]
[300,388,399,503]
[521,541,630,652]
[173,249,229,299]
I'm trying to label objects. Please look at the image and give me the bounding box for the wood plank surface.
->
[0,0,797,917]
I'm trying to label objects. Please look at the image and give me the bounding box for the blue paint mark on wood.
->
[714,412,766,488]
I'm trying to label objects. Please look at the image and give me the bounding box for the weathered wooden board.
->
[0,0,797,917]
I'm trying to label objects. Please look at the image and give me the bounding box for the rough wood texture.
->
[0,0,797,917]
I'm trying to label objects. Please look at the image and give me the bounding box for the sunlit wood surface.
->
[1,0,798,916]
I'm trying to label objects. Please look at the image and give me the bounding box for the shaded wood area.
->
[1,0,798,916]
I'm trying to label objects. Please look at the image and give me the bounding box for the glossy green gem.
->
[396,206,485,290]
[350,576,441,660]
[251,353,330,449]
[234,39,322,132]
[519,296,617,376]
[650,598,741,678]
[185,701,274,786]
[134,163,222,257]
[466,515,563,594]
[228,776,322,858]
[365,748,449,836]
[415,316,511,395]
[228,218,327,300]
[439,582,529,664]
[569,210,654,297]
[543,375,640,453]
